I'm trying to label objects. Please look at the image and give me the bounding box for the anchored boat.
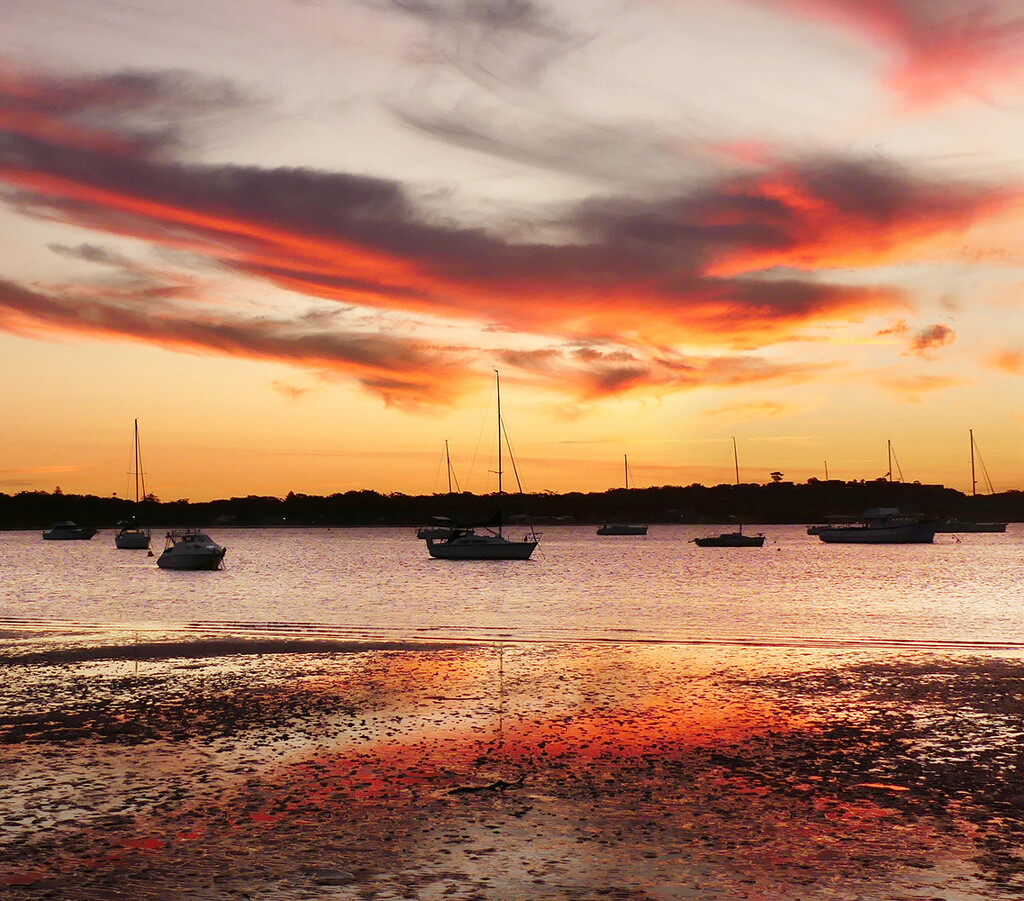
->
[157,529,227,570]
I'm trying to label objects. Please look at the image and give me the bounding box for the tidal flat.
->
[3,633,1024,900]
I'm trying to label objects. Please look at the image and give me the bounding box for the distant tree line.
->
[1,479,1021,530]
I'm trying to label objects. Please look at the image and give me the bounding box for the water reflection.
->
[2,525,1023,647]
[2,641,1023,897]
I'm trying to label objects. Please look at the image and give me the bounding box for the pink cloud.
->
[760,0,1024,108]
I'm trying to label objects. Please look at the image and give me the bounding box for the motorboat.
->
[812,508,938,544]
[426,526,537,560]
[115,419,151,550]
[593,520,647,536]
[692,530,765,548]
[157,529,227,570]
[42,521,97,540]
[114,520,152,549]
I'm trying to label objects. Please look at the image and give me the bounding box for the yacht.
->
[692,530,765,548]
[422,371,537,560]
[692,438,765,548]
[596,455,648,536]
[426,525,537,560]
[812,508,938,544]
[43,521,97,541]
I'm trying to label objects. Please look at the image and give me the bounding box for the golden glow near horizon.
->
[1,0,1022,501]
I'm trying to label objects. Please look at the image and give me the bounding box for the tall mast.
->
[445,439,452,495]
[495,370,502,497]
[887,439,893,482]
[624,454,628,490]
[970,429,976,497]
[133,419,140,504]
[732,436,739,485]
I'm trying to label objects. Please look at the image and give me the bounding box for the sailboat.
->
[692,437,765,548]
[114,419,151,550]
[417,440,459,540]
[423,371,538,560]
[937,430,1007,533]
[597,455,648,535]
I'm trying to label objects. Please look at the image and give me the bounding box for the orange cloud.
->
[987,349,1023,374]
[698,161,1020,277]
[0,65,1016,403]
[0,131,923,352]
[0,278,478,408]
[875,370,966,401]
[499,344,817,400]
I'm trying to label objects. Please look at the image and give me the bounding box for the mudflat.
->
[3,633,1024,900]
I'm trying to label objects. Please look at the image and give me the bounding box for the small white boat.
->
[115,419,151,550]
[42,521,97,541]
[157,529,226,570]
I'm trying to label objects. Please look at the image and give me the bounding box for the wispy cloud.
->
[0,277,478,407]
[986,348,1023,374]
[0,63,1016,404]
[761,0,1024,108]
[875,370,966,401]
[0,62,247,156]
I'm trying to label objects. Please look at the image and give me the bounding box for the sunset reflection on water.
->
[2,637,1019,899]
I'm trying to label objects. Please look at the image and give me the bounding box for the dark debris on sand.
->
[2,639,1024,899]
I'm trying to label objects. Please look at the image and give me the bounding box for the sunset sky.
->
[2,0,1022,501]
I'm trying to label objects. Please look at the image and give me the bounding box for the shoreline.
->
[3,639,1024,898]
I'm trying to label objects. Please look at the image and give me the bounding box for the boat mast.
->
[970,429,976,497]
[887,439,892,482]
[495,370,503,536]
[495,370,502,496]
[732,436,739,485]
[624,454,629,490]
[445,439,452,495]
[132,419,146,504]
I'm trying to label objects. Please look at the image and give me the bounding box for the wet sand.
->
[3,632,1024,899]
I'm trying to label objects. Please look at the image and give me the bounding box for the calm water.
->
[1,525,1022,649]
